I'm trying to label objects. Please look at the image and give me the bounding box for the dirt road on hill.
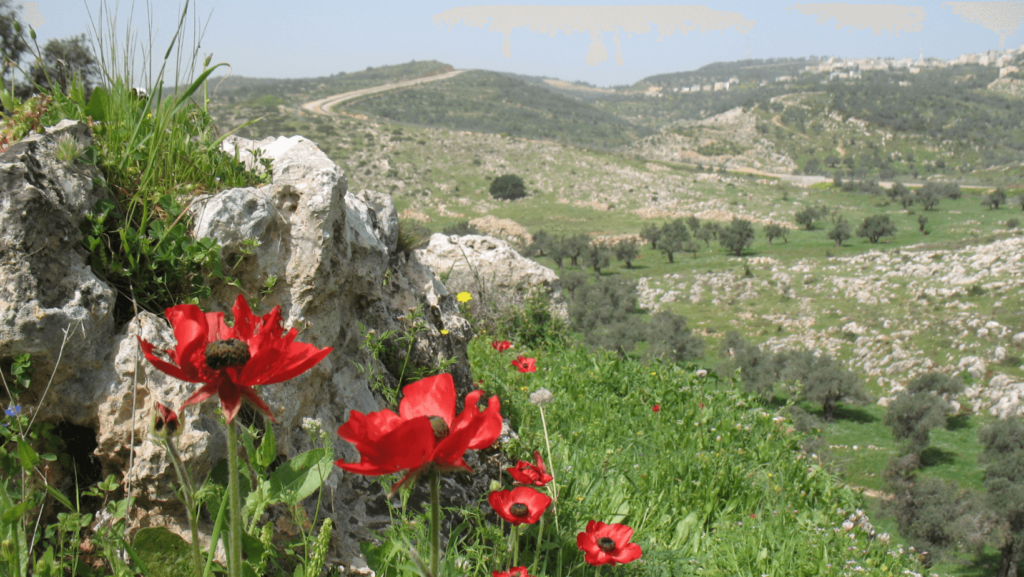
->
[300,69,467,116]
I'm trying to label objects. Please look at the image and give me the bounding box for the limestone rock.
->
[414,233,568,320]
[0,126,498,567]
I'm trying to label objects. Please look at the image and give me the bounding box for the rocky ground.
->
[638,236,1024,418]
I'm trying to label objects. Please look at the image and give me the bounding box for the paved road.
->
[300,69,467,116]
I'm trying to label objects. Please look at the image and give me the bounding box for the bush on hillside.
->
[644,311,705,363]
[489,173,527,200]
[719,217,756,256]
[442,220,481,236]
[566,276,643,356]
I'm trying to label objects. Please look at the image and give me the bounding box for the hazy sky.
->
[29,1,1024,87]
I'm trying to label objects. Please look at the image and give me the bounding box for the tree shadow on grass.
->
[919,446,957,467]
[826,404,879,424]
[939,549,1003,577]
[946,413,972,431]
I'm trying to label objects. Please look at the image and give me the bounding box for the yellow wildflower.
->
[440,329,449,335]
[456,292,472,303]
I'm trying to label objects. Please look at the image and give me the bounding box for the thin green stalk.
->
[531,514,545,576]
[203,487,229,577]
[512,523,520,568]
[538,404,560,534]
[164,440,203,577]
[430,469,440,577]
[226,421,242,577]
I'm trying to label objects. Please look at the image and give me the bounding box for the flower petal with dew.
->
[489,486,550,526]
[151,402,181,439]
[576,520,642,566]
[137,295,333,424]
[491,340,511,353]
[336,373,501,493]
[511,356,536,373]
[508,451,553,487]
[492,567,532,577]
[456,292,473,303]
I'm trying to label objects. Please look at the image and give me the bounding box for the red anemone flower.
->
[492,567,531,577]
[652,404,660,413]
[336,374,501,492]
[576,520,642,566]
[491,340,512,352]
[488,486,551,526]
[507,450,553,487]
[138,295,333,425]
[511,356,536,373]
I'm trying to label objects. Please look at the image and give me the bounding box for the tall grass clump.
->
[1,0,273,326]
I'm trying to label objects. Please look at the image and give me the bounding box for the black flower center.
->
[597,537,616,552]
[509,503,529,518]
[205,339,251,371]
[427,416,449,441]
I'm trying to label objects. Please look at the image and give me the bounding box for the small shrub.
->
[397,219,431,255]
[442,220,481,236]
[1006,218,1020,230]
[489,173,527,201]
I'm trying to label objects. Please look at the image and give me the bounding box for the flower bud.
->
[1,539,15,561]
[151,403,182,440]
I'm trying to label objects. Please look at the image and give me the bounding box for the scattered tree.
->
[883,372,963,455]
[586,244,611,276]
[918,215,928,232]
[695,223,716,247]
[982,188,1008,210]
[565,234,590,267]
[978,416,1024,577]
[764,223,788,244]
[889,182,909,201]
[489,174,527,201]
[29,34,99,97]
[795,207,819,230]
[686,215,701,234]
[683,239,701,259]
[640,222,661,250]
[613,238,639,269]
[777,350,871,420]
[566,276,643,356]
[0,0,28,89]
[827,218,851,247]
[856,214,897,243]
[659,219,690,263]
[918,190,940,211]
[720,331,778,400]
[719,218,755,256]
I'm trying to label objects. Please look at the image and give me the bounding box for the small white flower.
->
[529,388,553,406]
[842,520,855,531]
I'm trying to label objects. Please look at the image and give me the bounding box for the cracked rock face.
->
[0,127,494,568]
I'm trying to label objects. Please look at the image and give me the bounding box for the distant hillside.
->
[639,57,821,88]
[341,69,653,150]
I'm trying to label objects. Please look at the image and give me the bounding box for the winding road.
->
[300,69,467,116]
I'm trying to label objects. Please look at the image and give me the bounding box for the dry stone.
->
[415,233,567,320]
[0,126,500,569]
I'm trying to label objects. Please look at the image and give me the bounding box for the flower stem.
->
[512,523,520,568]
[531,514,545,576]
[538,405,560,533]
[226,421,243,577]
[164,440,203,577]
[430,469,440,577]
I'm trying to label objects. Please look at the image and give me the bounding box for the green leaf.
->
[1,498,30,523]
[267,448,332,506]
[255,424,276,469]
[45,485,74,511]
[132,527,194,577]
[84,87,108,122]
[17,440,39,470]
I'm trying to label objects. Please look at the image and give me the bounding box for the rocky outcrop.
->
[414,233,567,321]
[0,125,495,570]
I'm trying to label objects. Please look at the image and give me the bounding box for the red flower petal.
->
[399,374,456,425]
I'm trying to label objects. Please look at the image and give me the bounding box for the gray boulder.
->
[0,126,493,570]
[414,233,567,321]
